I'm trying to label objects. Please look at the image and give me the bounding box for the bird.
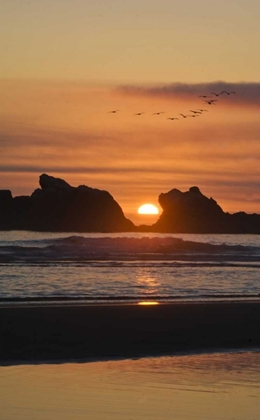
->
[195,109,208,112]
[190,110,202,114]
[204,99,218,105]
[198,95,211,98]
[221,91,236,95]
[167,117,179,120]
[211,92,223,97]
[108,110,119,113]
[153,112,164,115]
[180,113,192,118]
[134,112,145,116]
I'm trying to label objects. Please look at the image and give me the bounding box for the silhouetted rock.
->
[1,180,260,233]
[0,190,13,202]
[39,173,72,191]
[0,174,135,232]
[0,190,14,228]
[149,186,260,233]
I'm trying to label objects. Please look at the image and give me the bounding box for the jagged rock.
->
[150,186,260,233]
[1,180,260,233]
[39,173,72,190]
[0,174,135,232]
[0,190,14,228]
[0,190,13,201]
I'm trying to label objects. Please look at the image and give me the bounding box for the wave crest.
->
[0,236,259,264]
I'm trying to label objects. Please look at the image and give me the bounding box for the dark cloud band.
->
[117,81,260,105]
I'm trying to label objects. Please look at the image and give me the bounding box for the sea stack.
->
[151,186,260,233]
[0,174,135,232]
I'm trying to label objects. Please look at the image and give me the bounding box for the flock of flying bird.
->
[107,90,236,121]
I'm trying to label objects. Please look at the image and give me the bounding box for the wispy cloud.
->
[0,125,111,149]
[117,81,260,105]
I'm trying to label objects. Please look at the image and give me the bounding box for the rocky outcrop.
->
[0,174,135,232]
[150,186,260,233]
[39,173,72,191]
[1,180,260,233]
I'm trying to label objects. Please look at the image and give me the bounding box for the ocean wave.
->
[1,293,260,305]
[0,236,259,264]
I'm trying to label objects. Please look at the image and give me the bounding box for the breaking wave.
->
[1,232,260,303]
[0,235,260,265]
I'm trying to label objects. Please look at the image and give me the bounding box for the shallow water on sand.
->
[1,351,260,420]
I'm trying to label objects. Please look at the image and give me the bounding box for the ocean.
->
[1,231,260,304]
[2,231,260,420]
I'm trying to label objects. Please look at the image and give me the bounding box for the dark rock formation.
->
[39,173,71,191]
[1,180,260,233]
[150,186,260,233]
[0,174,135,232]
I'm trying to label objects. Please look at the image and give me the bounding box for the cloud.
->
[117,81,260,106]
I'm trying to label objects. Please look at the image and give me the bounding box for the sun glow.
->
[138,204,159,215]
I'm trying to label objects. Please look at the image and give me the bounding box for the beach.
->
[1,351,260,420]
[1,300,260,364]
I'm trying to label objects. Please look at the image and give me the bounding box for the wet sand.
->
[1,301,260,364]
[1,352,260,420]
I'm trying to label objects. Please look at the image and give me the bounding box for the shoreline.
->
[1,295,260,307]
[1,301,260,365]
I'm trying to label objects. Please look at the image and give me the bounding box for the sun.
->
[137,204,159,215]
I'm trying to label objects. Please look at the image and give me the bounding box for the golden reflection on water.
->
[1,352,260,420]
[136,269,160,294]
[138,301,159,305]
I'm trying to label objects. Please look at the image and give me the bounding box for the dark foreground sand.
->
[1,301,260,364]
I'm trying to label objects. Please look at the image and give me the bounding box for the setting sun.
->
[138,204,159,215]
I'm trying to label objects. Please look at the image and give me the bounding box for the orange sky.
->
[1,1,260,224]
[1,79,259,224]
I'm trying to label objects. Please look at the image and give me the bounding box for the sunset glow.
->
[1,1,260,222]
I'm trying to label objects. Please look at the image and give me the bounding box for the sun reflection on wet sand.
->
[138,301,159,305]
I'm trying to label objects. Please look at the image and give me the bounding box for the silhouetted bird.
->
[198,95,211,98]
[108,110,119,113]
[153,112,164,115]
[180,113,192,118]
[134,112,145,116]
[204,100,218,105]
[221,91,236,95]
[167,117,179,120]
[196,109,208,112]
[190,110,202,114]
[211,92,222,96]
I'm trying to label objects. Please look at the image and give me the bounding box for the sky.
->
[1,0,260,224]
